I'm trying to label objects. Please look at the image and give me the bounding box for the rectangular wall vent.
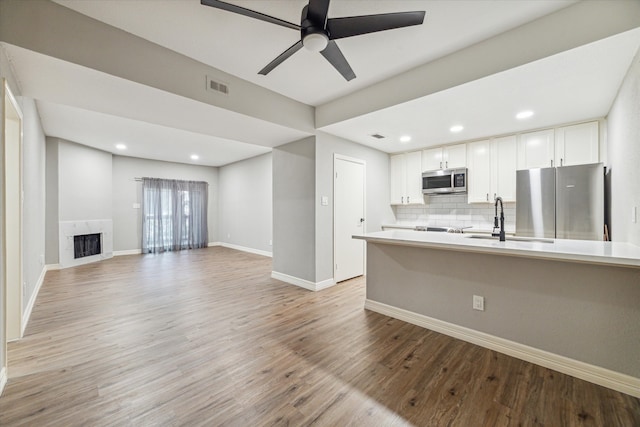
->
[206,75,229,95]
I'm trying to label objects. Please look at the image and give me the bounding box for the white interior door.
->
[4,81,23,342]
[334,155,365,283]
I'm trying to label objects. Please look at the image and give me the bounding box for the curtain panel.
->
[141,178,208,253]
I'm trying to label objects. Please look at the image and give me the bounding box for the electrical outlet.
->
[473,295,485,311]
[227,233,231,239]
[269,240,272,246]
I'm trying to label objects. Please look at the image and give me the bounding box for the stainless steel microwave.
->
[422,168,467,195]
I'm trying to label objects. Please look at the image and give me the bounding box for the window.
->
[141,178,208,253]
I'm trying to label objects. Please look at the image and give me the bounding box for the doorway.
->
[3,80,23,346]
[334,154,365,283]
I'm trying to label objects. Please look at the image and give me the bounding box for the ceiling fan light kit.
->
[303,32,329,52]
[201,0,425,81]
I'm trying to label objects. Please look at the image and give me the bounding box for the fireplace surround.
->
[59,220,113,268]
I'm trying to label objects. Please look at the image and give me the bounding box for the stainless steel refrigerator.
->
[516,163,604,240]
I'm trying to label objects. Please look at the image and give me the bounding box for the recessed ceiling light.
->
[190,154,199,160]
[516,110,534,120]
[399,135,411,143]
[450,125,464,133]
[115,143,127,150]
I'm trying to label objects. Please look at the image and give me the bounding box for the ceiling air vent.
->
[370,133,386,139]
[206,75,229,95]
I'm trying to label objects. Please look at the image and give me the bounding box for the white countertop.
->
[354,230,640,269]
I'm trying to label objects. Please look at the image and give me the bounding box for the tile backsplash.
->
[393,194,516,232]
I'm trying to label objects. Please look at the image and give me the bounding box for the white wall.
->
[112,155,219,252]
[315,132,394,283]
[608,45,640,245]
[218,153,271,254]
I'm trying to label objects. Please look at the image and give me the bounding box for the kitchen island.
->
[353,230,640,397]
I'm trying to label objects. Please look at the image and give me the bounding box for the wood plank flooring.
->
[0,247,638,426]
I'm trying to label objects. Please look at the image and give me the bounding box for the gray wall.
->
[314,132,394,282]
[45,137,59,264]
[1,47,47,364]
[272,137,316,282]
[58,139,113,222]
[112,155,219,252]
[218,152,271,253]
[20,97,46,311]
[366,242,640,378]
[608,45,640,246]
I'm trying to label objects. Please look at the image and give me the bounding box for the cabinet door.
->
[517,129,555,169]
[555,121,599,167]
[389,154,406,205]
[493,135,517,202]
[443,144,467,169]
[405,151,424,205]
[467,140,492,203]
[422,148,443,171]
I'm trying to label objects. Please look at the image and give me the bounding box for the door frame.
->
[3,79,24,345]
[333,153,366,283]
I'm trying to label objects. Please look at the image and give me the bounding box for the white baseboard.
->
[271,271,335,292]
[220,242,272,258]
[21,265,48,336]
[45,263,61,271]
[208,242,222,247]
[0,367,6,397]
[113,249,142,256]
[364,299,640,398]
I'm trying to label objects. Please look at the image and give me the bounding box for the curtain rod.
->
[134,177,208,186]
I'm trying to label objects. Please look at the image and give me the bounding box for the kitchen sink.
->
[466,235,554,243]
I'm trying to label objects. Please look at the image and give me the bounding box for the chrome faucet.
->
[492,196,506,242]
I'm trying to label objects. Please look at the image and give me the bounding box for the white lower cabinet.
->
[390,152,424,205]
[467,136,517,203]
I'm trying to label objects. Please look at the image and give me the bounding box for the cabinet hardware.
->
[560,158,563,167]
[360,218,365,223]
[551,159,554,167]
[439,161,442,169]
[401,196,404,204]
[494,193,496,201]
[486,193,489,202]
[407,196,410,203]
[445,161,448,169]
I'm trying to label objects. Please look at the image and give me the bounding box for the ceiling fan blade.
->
[201,0,300,31]
[320,41,356,81]
[327,11,425,40]
[307,0,331,26]
[258,40,303,75]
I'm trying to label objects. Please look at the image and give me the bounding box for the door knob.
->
[360,218,365,223]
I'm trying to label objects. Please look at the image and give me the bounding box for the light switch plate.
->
[321,196,329,206]
[133,203,141,209]
[473,295,485,311]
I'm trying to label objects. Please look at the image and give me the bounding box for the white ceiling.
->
[5,0,640,166]
[321,28,640,152]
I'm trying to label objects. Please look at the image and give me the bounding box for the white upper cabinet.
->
[517,129,555,169]
[517,121,600,170]
[467,136,517,204]
[467,140,492,203]
[555,121,599,167]
[422,144,466,171]
[390,152,424,205]
[493,135,517,202]
[389,154,406,205]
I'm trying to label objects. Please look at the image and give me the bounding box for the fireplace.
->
[59,220,113,268]
[74,233,102,259]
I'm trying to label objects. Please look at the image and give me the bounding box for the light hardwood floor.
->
[0,247,638,426]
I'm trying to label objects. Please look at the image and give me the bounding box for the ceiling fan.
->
[201,0,426,81]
